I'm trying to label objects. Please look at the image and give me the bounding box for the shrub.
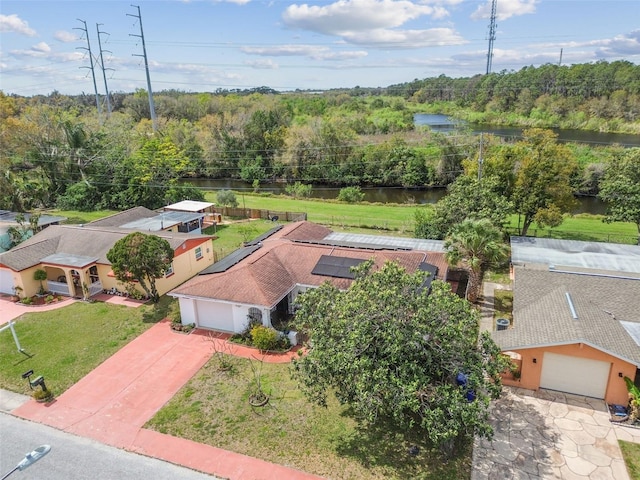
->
[21,297,32,305]
[285,182,313,199]
[250,325,279,351]
[217,190,238,208]
[337,186,365,203]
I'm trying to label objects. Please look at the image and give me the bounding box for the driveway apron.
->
[12,319,322,480]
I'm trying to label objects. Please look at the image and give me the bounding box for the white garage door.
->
[0,268,14,294]
[540,352,611,399]
[196,300,234,332]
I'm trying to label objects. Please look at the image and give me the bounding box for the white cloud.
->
[342,27,465,48]
[283,0,446,35]
[245,59,280,69]
[0,14,36,36]
[596,30,640,57]
[471,0,537,21]
[31,42,51,53]
[54,30,78,43]
[241,44,368,60]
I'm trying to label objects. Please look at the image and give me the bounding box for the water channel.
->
[186,114,639,215]
[188,178,608,215]
[414,114,640,148]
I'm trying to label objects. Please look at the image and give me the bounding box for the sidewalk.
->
[11,320,322,480]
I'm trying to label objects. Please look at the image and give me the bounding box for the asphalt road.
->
[0,413,219,480]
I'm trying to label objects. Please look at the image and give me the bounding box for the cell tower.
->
[486,0,498,74]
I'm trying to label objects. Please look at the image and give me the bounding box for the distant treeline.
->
[1,61,638,212]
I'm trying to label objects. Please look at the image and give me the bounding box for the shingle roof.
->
[171,221,448,308]
[0,224,211,271]
[492,267,640,365]
[87,206,157,227]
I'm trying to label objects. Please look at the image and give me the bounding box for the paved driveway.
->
[0,295,77,323]
[473,386,640,479]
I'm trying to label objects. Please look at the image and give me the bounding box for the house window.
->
[164,263,174,277]
[195,247,203,260]
[248,307,262,324]
[89,266,99,284]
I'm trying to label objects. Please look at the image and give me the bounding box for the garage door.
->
[0,268,14,294]
[196,300,234,332]
[540,352,611,398]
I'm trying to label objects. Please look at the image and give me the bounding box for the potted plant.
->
[33,269,47,296]
[11,286,23,302]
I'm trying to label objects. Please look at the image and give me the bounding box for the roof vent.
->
[565,292,578,320]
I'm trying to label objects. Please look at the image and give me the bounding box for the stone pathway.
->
[472,386,637,479]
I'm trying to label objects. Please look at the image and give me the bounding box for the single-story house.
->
[0,224,215,299]
[0,211,67,253]
[493,237,640,405]
[170,221,452,337]
[88,206,206,235]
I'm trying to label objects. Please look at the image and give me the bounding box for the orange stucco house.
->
[492,237,640,406]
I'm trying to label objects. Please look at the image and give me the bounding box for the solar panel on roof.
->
[244,225,283,246]
[311,255,365,279]
[199,245,261,274]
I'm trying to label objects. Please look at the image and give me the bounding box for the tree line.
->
[1,61,639,214]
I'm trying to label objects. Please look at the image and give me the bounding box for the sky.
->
[1,0,639,96]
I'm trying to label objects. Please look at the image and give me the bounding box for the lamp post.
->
[1,445,51,479]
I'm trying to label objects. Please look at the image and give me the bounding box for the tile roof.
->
[492,267,640,366]
[171,221,448,308]
[0,224,211,271]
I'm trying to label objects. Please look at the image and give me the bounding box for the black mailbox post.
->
[22,370,48,392]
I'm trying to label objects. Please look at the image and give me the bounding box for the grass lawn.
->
[204,219,280,260]
[0,297,173,396]
[619,440,640,479]
[204,191,638,244]
[146,355,471,480]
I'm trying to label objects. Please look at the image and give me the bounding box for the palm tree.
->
[445,219,509,303]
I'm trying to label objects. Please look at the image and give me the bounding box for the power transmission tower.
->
[128,5,157,131]
[75,19,102,121]
[96,23,113,117]
[485,0,498,74]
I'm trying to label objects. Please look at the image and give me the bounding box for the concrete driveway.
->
[473,386,640,479]
[0,295,77,324]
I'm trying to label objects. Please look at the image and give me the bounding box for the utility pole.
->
[96,23,113,117]
[128,5,157,131]
[75,19,102,122]
[485,0,498,75]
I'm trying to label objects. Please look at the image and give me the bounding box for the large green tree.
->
[511,129,578,236]
[599,149,640,244]
[106,232,174,303]
[444,219,510,303]
[415,175,512,240]
[292,261,508,457]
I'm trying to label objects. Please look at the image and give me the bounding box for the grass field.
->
[146,355,471,480]
[203,191,638,244]
[0,298,172,395]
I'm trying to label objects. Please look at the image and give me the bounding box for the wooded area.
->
[1,60,639,213]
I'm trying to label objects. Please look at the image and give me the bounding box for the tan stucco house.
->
[0,224,215,300]
[493,237,640,406]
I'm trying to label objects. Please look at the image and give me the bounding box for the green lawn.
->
[619,440,640,479]
[146,355,471,480]
[204,191,638,244]
[0,297,173,396]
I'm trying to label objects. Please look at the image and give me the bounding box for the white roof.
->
[164,200,215,212]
